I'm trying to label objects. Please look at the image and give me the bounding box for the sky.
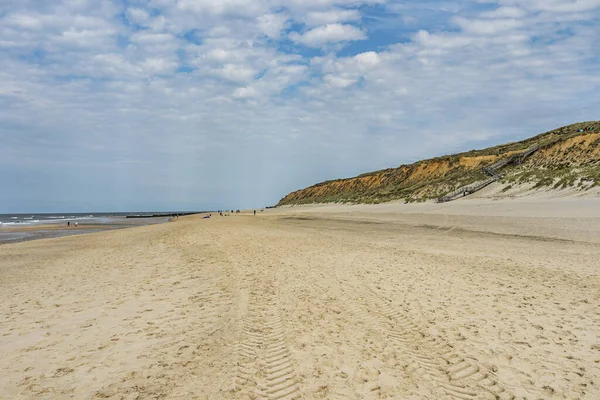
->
[1,0,599,212]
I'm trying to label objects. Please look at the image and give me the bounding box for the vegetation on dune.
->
[502,164,600,190]
[277,121,600,206]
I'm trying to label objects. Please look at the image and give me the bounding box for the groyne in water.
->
[125,212,204,219]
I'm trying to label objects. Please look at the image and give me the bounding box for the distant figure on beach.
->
[75,222,78,227]
[67,221,70,227]
[254,210,256,215]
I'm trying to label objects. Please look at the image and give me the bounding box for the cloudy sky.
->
[1,0,599,212]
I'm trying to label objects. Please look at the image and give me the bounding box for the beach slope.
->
[1,200,599,399]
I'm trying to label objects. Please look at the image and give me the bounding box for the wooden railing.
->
[437,144,540,203]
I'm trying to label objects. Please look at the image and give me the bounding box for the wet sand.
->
[1,200,599,399]
[0,217,171,245]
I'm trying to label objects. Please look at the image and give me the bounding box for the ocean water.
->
[1,213,95,226]
[0,212,185,226]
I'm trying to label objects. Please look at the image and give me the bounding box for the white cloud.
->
[303,8,362,26]
[257,13,289,38]
[205,48,232,62]
[175,0,266,16]
[233,86,258,98]
[481,6,527,19]
[130,32,175,45]
[414,30,478,50]
[289,23,367,47]
[354,51,380,69]
[507,0,600,13]
[5,13,46,30]
[140,57,178,74]
[212,63,258,83]
[452,16,524,35]
[58,27,117,48]
[323,74,357,88]
[0,0,599,211]
[125,7,150,24]
[284,0,386,10]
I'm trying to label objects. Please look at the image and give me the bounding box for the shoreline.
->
[0,217,173,245]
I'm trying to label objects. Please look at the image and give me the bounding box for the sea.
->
[0,212,186,227]
[0,212,198,244]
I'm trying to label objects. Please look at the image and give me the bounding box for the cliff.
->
[277,121,600,205]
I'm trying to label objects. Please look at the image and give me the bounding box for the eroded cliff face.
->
[277,122,600,206]
[279,155,502,204]
[527,132,600,167]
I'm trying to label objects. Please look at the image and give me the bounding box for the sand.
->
[0,217,171,245]
[1,199,599,399]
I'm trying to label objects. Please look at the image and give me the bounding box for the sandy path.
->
[1,204,599,399]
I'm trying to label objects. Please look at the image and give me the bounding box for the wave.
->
[1,220,40,226]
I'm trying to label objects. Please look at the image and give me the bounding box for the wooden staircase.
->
[437,145,540,203]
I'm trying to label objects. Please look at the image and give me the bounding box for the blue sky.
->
[1,0,599,212]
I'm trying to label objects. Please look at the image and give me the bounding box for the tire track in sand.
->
[233,280,301,400]
[355,286,514,400]
[328,252,513,399]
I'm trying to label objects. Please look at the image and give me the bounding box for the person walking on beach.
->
[254,210,256,215]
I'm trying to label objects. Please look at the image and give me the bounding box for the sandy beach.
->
[1,198,599,399]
